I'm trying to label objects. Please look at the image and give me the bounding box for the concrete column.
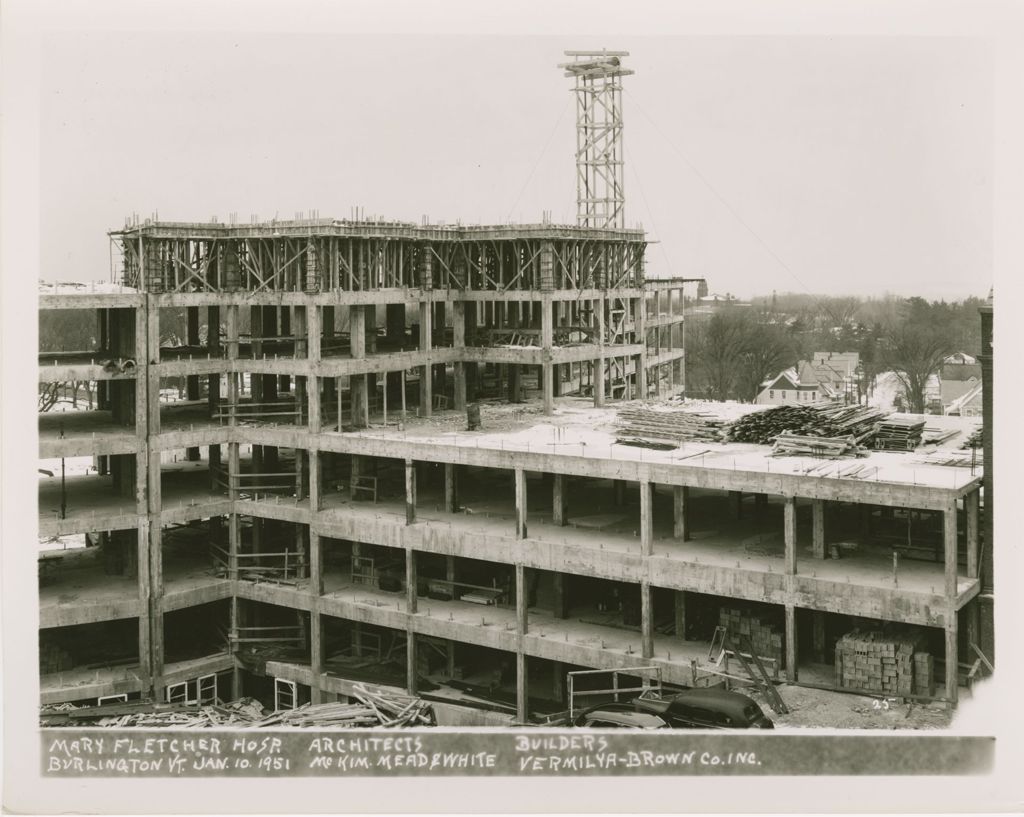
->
[452,300,466,410]
[673,485,690,541]
[674,591,686,639]
[595,295,606,407]
[349,306,367,428]
[406,630,418,695]
[307,309,321,435]
[405,459,417,525]
[811,611,826,663]
[552,474,569,526]
[516,651,528,724]
[731,490,743,520]
[516,564,528,636]
[812,499,826,559]
[552,573,568,619]
[640,481,653,557]
[944,500,958,599]
[785,604,797,682]
[515,468,527,539]
[945,617,958,704]
[309,611,323,704]
[613,479,626,507]
[641,581,653,659]
[308,529,322,595]
[350,455,363,501]
[966,490,979,579]
[406,548,417,614]
[784,496,797,575]
[541,294,554,415]
[419,300,433,417]
[444,463,457,513]
[308,450,320,512]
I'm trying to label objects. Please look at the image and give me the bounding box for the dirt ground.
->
[744,683,952,730]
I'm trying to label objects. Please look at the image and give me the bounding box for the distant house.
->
[755,368,835,406]
[797,351,861,402]
[945,381,983,417]
[940,360,982,413]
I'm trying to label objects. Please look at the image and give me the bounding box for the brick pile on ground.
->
[835,630,932,696]
[719,607,783,665]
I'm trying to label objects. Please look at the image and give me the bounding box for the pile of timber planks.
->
[960,426,984,450]
[873,418,926,451]
[254,686,434,728]
[615,406,727,448]
[728,403,889,445]
[771,433,865,459]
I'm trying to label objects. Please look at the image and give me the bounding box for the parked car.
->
[573,688,773,730]
[572,702,670,729]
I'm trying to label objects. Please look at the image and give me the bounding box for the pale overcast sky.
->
[39,28,992,300]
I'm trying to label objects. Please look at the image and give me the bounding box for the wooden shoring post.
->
[406,546,418,615]
[945,615,958,705]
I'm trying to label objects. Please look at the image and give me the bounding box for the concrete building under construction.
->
[36,51,989,725]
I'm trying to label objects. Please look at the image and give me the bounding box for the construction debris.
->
[39,685,435,729]
[960,425,984,450]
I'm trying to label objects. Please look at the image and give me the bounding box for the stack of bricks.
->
[719,607,783,664]
[835,630,926,696]
[39,642,74,674]
[913,651,935,697]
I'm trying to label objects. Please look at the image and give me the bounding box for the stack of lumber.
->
[835,630,929,696]
[615,406,727,448]
[719,608,783,664]
[873,418,926,451]
[728,403,890,445]
[921,427,959,447]
[960,426,984,450]
[812,404,890,443]
[771,433,864,459]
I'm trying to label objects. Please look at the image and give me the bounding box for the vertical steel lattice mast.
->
[560,50,633,229]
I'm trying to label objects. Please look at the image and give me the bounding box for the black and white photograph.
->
[2,0,1022,813]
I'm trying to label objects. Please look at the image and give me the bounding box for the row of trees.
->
[684,294,987,411]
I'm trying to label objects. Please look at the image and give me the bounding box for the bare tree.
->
[880,303,955,413]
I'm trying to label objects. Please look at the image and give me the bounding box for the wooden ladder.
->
[725,634,789,715]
